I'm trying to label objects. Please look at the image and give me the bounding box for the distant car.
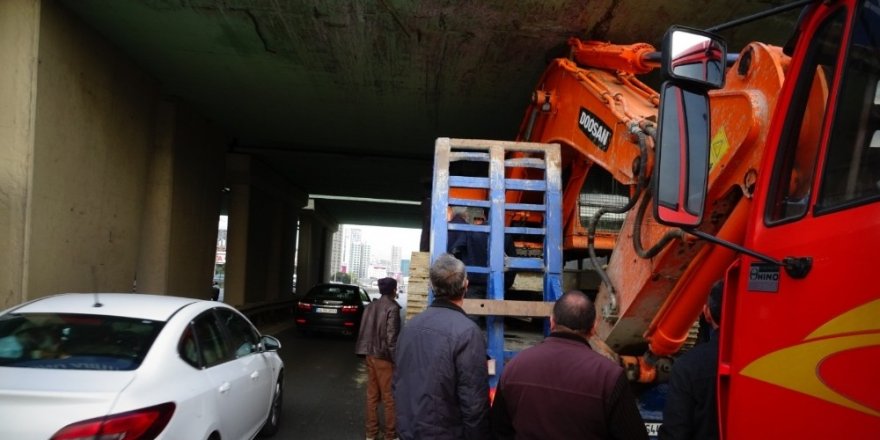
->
[0,293,284,440]
[295,283,371,336]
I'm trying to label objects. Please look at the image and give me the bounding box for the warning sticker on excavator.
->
[710,127,730,168]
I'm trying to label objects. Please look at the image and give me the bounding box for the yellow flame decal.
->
[740,300,880,418]
[807,299,880,339]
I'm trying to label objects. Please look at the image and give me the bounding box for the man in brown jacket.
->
[355,277,402,440]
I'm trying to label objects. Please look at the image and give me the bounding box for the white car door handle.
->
[218,382,231,394]
[250,371,260,380]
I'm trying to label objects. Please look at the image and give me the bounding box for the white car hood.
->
[0,367,136,440]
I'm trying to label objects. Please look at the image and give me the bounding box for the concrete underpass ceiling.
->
[57,0,803,229]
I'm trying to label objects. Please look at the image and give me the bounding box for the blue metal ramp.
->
[429,137,563,388]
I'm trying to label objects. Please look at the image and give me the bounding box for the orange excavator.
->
[510,34,792,363]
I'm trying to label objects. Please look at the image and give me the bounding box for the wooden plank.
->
[512,272,544,291]
[461,299,554,317]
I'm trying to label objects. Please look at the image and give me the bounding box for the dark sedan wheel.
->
[258,376,283,437]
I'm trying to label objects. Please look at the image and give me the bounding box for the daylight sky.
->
[344,224,422,262]
[218,216,422,262]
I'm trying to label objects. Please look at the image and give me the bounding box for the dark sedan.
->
[294,283,371,336]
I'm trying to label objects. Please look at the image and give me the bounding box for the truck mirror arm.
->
[683,228,813,279]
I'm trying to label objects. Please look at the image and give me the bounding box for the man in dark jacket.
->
[490,290,648,440]
[393,253,490,440]
[447,207,489,299]
[356,277,402,440]
[659,280,724,440]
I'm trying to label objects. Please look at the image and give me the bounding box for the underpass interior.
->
[0,0,803,312]
[0,1,811,438]
[1,0,804,334]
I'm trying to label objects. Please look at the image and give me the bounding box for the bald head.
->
[551,290,597,336]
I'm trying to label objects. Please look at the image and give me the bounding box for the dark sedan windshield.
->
[0,313,164,371]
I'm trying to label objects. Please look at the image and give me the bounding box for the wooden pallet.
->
[405,251,430,322]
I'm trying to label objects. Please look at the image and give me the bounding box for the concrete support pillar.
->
[225,154,307,306]
[295,201,338,295]
[0,0,40,308]
[322,219,335,283]
[135,99,226,298]
[225,176,251,307]
[294,215,314,295]
[279,202,299,296]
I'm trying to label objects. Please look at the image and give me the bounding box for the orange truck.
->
[653,1,880,437]
[431,0,880,436]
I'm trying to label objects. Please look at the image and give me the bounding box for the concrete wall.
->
[0,0,313,307]
[0,0,40,309]
[136,100,176,296]
[0,0,230,305]
[26,1,159,298]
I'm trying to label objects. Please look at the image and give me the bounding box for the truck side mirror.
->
[663,26,727,89]
[652,83,711,227]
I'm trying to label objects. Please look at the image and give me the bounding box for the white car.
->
[0,293,284,440]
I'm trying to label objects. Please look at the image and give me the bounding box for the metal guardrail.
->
[239,298,296,329]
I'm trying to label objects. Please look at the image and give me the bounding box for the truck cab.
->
[655,0,880,436]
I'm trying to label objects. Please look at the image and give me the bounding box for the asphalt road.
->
[266,322,374,440]
[258,293,539,440]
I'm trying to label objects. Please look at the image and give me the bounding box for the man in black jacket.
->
[356,277,402,440]
[448,207,489,291]
[490,290,648,439]
[393,253,490,440]
[659,280,724,440]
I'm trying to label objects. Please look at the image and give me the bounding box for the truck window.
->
[766,8,845,222]
[816,0,880,211]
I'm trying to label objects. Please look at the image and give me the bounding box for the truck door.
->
[722,0,880,437]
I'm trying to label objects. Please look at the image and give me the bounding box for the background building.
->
[391,245,401,274]
[350,241,371,282]
[330,230,342,278]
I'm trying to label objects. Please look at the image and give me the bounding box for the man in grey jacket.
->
[393,253,490,440]
[356,277,402,440]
